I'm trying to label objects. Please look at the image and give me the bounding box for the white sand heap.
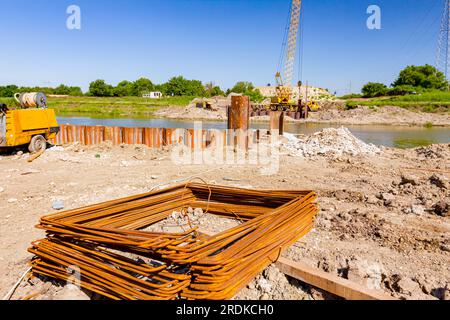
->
[283,127,381,158]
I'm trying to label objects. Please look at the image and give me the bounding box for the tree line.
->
[360,65,448,98]
[0,77,264,101]
[0,84,82,97]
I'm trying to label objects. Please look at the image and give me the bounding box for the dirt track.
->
[0,138,449,300]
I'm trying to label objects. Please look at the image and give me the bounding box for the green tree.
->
[88,80,113,97]
[392,64,448,90]
[0,85,19,97]
[163,76,206,96]
[68,86,83,96]
[229,81,264,102]
[132,77,154,96]
[204,82,225,97]
[210,86,225,97]
[114,80,134,97]
[54,84,82,96]
[362,82,388,98]
[387,85,418,96]
[54,84,71,95]
[230,81,255,94]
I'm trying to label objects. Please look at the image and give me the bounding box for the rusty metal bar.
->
[28,184,318,300]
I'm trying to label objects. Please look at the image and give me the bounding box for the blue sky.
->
[0,0,444,95]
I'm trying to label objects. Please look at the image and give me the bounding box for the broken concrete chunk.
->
[404,204,425,216]
[395,277,422,296]
[52,200,65,211]
[400,174,420,186]
[380,193,396,207]
[194,208,204,216]
[334,190,349,201]
[365,195,379,205]
[256,278,272,293]
[53,284,91,300]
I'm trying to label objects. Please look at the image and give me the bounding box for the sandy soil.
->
[0,138,449,300]
[156,103,450,127]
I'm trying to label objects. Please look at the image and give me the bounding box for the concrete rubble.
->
[283,127,381,158]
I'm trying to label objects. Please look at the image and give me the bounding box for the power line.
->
[436,0,450,78]
[397,0,439,55]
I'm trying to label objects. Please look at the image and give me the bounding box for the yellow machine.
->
[307,100,321,112]
[271,0,302,112]
[271,0,321,113]
[0,93,59,153]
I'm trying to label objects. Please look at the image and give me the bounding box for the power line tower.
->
[437,0,450,79]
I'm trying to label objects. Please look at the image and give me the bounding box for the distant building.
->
[142,92,162,99]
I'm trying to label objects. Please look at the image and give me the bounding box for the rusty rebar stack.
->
[29,183,318,300]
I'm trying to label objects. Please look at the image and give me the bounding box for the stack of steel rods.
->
[29,183,318,300]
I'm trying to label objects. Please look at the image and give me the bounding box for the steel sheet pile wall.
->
[51,125,266,150]
[29,183,318,300]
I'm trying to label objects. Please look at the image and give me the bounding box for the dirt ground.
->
[0,136,449,300]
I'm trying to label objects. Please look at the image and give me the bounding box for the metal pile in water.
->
[29,183,318,300]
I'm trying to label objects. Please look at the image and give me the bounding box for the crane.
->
[271,0,302,111]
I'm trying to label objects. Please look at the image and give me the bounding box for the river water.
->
[57,115,450,149]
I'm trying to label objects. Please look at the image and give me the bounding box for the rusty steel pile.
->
[28,183,318,300]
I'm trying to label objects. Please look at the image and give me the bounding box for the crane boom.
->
[272,0,303,109]
[283,0,302,87]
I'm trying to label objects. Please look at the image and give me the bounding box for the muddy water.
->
[57,115,450,149]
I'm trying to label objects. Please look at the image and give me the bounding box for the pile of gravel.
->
[283,127,381,158]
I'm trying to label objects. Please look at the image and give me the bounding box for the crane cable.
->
[277,2,293,78]
[298,4,305,84]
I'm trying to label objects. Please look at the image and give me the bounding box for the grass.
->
[424,122,434,128]
[0,96,193,117]
[344,91,450,113]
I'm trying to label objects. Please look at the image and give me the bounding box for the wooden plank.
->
[276,257,396,300]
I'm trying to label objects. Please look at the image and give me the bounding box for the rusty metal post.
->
[228,96,250,130]
[270,111,284,135]
[228,96,250,151]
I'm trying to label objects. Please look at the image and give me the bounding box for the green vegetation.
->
[0,84,82,97]
[359,65,448,98]
[0,76,265,105]
[339,93,363,99]
[424,122,434,128]
[160,76,206,97]
[343,65,450,112]
[392,64,448,90]
[0,96,193,116]
[393,138,435,149]
[362,82,389,98]
[345,90,450,112]
[0,77,268,117]
[226,82,264,103]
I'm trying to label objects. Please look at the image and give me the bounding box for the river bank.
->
[155,103,450,127]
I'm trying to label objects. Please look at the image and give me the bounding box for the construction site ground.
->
[0,137,449,300]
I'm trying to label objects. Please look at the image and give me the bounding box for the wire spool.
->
[14,92,47,108]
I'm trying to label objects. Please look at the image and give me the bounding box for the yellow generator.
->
[0,93,59,153]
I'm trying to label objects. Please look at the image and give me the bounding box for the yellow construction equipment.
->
[271,0,320,113]
[271,0,302,111]
[307,100,321,112]
[0,92,59,153]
